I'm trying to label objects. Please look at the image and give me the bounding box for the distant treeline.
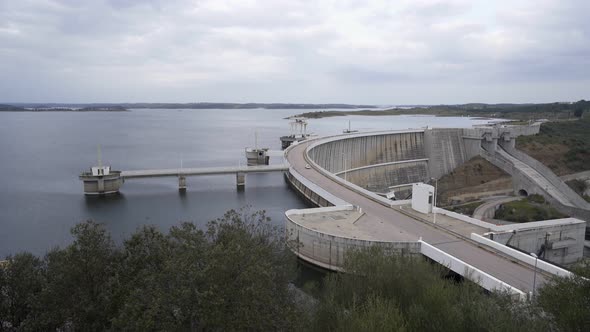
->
[294,100,590,120]
[2,102,376,110]
[3,101,590,117]
[0,104,128,112]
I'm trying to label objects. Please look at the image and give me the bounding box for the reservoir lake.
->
[0,109,498,257]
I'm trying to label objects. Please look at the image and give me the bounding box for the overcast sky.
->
[1,0,589,104]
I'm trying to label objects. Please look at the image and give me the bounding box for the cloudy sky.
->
[1,0,589,104]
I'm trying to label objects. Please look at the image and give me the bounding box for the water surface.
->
[0,109,496,257]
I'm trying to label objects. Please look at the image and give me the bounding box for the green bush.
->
[527,194,546,204]
[312,248,550,332]
[495,199,567,222]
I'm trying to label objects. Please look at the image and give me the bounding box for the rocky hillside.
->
[437,156,512,205]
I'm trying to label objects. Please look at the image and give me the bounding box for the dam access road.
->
[285,138,549,295]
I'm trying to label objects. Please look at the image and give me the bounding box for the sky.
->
[0,0,589,104]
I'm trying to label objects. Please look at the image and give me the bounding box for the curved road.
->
[286,139,548,293]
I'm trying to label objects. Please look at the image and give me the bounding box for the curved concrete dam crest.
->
[283,128,569,298]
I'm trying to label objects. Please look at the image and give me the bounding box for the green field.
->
[495,195,567,222]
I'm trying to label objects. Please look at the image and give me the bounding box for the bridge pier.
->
[178,175,187,191]
[236,172,245,190]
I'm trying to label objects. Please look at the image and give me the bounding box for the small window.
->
[428,194,433,204]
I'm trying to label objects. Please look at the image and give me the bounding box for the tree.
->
[536,262,590,331]
[0,253,45,330]
[112,223,209,331]
[32,221,121,331]
[312,247,550,332]
[200,208,304,331]
[110,207,307,331]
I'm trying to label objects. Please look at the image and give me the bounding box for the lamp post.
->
[431,177,438,224]
[342,152,347,182]
[530,253,538,300]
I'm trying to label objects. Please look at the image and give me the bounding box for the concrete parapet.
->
[486,218,586,266]
[285,207,421,271]
[79,171,122,195]
[471,233,574,277]
[304,146,404,209]
[436,206,586,265]
[419,240,527,301]
[435,208,495,230]
[284,167,347,207]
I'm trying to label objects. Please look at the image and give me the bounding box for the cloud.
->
[0,0,588,103]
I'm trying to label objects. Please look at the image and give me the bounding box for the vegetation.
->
[495,194,568,222]
[2,210,589,331]
[0,105,27,112]
[517,115,590,175]
[0,209,308,331]
[312,247,590,332]
[294,100,590,121]
[447,201,484,216]
[0,105,127,112]
[536,261,590,332]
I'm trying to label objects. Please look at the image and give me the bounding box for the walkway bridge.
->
[80,164,288,194]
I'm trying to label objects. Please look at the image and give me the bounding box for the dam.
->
[79,122,587,299]
[283,124,586,300]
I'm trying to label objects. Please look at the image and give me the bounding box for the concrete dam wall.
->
[307,129,475,193]
[424,128,481,180]
[307,131,427,193]
[306,124,541,195]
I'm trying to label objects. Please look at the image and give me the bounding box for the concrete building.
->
[411,183,434,214]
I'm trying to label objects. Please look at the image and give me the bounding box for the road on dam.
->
[286,140,549,293]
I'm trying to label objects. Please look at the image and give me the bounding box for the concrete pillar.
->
[506,138,516,149]
[482,138,497,153]
[178,175,187,191]
[97,178,105,193]
[236,172,245,190]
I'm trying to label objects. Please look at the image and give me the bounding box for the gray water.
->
[0,109,497,257]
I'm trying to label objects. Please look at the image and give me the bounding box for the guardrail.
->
[419,240,527,301]
[470,233,573,278]
[285,207,421,271]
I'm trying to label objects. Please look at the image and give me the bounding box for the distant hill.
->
[292,100,590,120]
[5,102,377,110]
[0,104,128,112]
[0,104,26,111]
